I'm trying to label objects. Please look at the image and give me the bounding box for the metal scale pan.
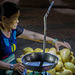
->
[22,52,59,72]
[21,0,59,74]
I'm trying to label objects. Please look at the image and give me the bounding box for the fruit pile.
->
[16,47,75,75]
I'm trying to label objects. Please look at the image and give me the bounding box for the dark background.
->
[0,0,75,74]
[0,0,75,59]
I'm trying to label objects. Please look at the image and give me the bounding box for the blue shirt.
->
[0,29,17,59]
[0,26,24,60]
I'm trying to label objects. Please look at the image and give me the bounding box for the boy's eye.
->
[14,18,17,20]
[14,19,16,20]
[13,17,18,20]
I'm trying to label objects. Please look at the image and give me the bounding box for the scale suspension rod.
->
[43,1,54,53]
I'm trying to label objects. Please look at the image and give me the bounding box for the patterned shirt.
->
[0,26,24,60]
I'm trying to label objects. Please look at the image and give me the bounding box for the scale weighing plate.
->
[21,52,59,72]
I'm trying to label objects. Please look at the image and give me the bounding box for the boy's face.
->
[2,11,20,30]
[8,11,20,29]
[9,12,20,29]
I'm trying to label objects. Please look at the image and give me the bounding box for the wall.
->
[0,0,75,8]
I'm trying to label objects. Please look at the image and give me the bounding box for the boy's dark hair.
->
[0,5,3,21]
[0,1,20,20]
